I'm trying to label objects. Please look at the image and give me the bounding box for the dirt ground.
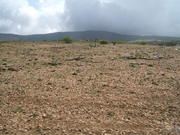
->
[0,42,180,135]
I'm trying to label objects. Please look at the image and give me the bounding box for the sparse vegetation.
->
[12,107,24,113]
[116,40,124,44]
[131,40,180,46]
[135,41,147,45]
[0,41,179,135]
[112,40,125,45]
[0,41,8,45]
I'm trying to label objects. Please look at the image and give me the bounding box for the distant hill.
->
[0,31,179,42]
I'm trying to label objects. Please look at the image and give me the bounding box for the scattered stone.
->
[0,126,8,134]
[107,111,115,117]
[175,48,180,51]
[37,78,42,81]
[124,55,153,60]
[47,62,61,66]
[126,56,137,60]
[0,42,179,134]
[0,67,6,72]
[77,62,87,66]
[89,44,97,48]
[152,81,158,85]
[154,56,164,60]
[65,56,84,61]
[122,53,168,60]
[166,125,180,134]
[2,63,7,65]
[129,63,145,67]
[72,72,78,75]
[148,64,154,67]
[47,83,52,85]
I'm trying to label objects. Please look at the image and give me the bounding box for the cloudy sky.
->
[0,0,180,36]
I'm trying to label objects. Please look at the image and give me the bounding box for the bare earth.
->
[0,42,180,135]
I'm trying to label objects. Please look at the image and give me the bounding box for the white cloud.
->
[0,0,65,34]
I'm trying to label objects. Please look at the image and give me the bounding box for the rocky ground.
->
[0,42,180,135]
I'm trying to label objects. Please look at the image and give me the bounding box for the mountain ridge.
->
[0,31,179,41]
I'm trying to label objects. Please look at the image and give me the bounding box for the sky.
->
[0,0,180,36]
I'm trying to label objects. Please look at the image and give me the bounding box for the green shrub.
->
[60,37,73,43]
[99,40,109,44]
[134,41,147,45]
[165,41,177,46]
[0,41,7,45]
[157,41,177,46]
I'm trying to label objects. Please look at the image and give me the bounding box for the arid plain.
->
[0,42,179,135]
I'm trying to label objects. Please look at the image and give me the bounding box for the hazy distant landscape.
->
[0,31,180,42]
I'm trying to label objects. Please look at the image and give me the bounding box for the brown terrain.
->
[0,42,180,135]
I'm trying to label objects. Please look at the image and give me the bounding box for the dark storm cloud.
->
[64,0,180,36]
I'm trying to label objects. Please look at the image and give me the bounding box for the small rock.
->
[129,63,145,67]
[0,67,6,72]
[72,72,78,75]
[48,82,53,85]
[48,62,61,66]
[65,57,84,61]
[37,78,42,81]
[77,62,87,66]
[7,67,18,71]
[126,56,137,60]
[148,64,154,67]
[154,56,164,60]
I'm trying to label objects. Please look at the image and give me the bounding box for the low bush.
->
[116,40,124,44]
[60,37,73,43]
[136,41,147,45]
[99,40,109,44]
[165,41,177,46]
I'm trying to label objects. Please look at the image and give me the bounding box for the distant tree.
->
[60,36,73,43]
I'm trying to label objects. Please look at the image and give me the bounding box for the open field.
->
[0,42,180,135]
